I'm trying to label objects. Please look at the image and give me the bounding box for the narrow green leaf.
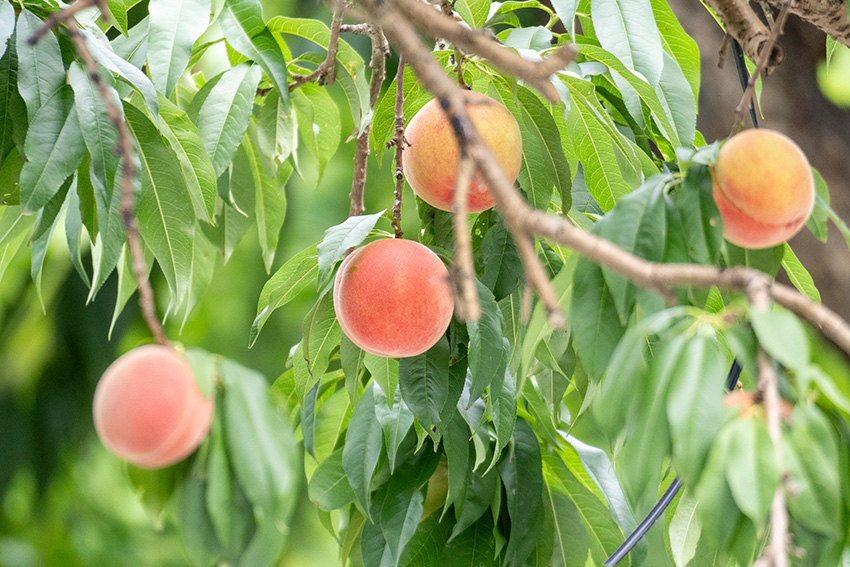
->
[124,102,196,301]
[148,0,211,96]
[365,353,399,408]
[806,169,829,242]
[455,0,492,27]
[0,3,14,61]
[544,472,589,567]
[298,292,340,400]
[670,163,722,264]
[0,35,26,171]
[342,384,383,517]
[257,89,298,163]
[189,63,261,176]
[443,515,496,567]
[668,490,701,567]
[251,244,318,347]
[313,385,351,463]
[220,0,290,108]
[374,385,415,472]
[19,86,85,213]
[749,307,810,372]
[316,210,384,287]
[63,179,91,286]
[309,448,356,511]
[15,9,65,119]
[480,220,523,301]
[570,258,625,379]
[397,512,450,567]
[592,0,664,87]
[499,418,544,567]
[291,83,340,182]
[650,0,700,100]
[724,417,780,528]
[241,132,288,271]
[781,244,820,303]
[156,95,218,223]
[399,337,451,440]
[656,51,696,147]
[31,178,71,303]
[467,281,508,401]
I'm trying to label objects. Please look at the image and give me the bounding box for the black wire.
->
[731,39,760,128]
[603,359,742,566]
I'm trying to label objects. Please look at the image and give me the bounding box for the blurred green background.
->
[0,1,425,565]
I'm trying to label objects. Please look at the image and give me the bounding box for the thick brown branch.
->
[289,3,345,89]
[390,55,407,238]
[450,155,480,321]
[349,26,388,217]
[36,4,167,345]
[764,0,850,47]
[704,0,784,73]
[732,1,792,132]
[392,0,576,103]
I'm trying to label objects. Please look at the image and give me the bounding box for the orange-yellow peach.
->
[403,91,522,213]
[333,239,454,358]
[93,345,214,469]
[711,129,815,249]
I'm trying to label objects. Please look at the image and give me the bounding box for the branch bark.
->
[390,55,407,238]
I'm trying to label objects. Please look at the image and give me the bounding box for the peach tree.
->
[2,0,850,566]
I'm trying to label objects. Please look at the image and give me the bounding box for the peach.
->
[333,239,454,358]
[93,345,214,469]
[403,90,522,213]
[711,129,815,249]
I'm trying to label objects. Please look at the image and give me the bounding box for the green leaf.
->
[399,337,451,440]
[19,86,85,214]
[570,258,625,379]
[63,179,90,287]
[257,89,298,163]
[591,0,664,87]
[220,0,290,108]
[251,244,318,347]
[313,385,351,463]
[83,28,159,117]
[561,76,632,211]
[68,64,120,206]
[455,0,492,27]
[299,292,341,400]
[189,63,261,176]
[244,132,289,271]
[15,9,65,119]
[480,220,523,301]
[500,418,544,567]
[551,0,579,37]
[724,417,780,528]
[365,353,399,408]
[650,0,700,100]
[125,102,197,303]
[578,44,681,147]
[544,471,589,567]
[397,512,450,567]
[451,457,498,540]
[342,384,383,518]
[749,307,810,372]
[442,407,471,517]
[0,2,14,61]
[0,35,26,172]
[219,357,299,529]
[309,448,356,511]
[668,490,701,567]
[148,0,211,96]
[291,83,340,182]
[669,163,722,264]
[488,82,571,210]
[806,169,829,242]
[443,515,497,567]
[89,155,129,300]
[156,95,218,223]
[781,243,820,303]
[723,242,784,277]
[31,178,71,303]
[316,210,384,287]
[656,50,696,147]
[666,334,727,486]
[370,61,434,160]
[467,281,508,401]
[374,385,415,472]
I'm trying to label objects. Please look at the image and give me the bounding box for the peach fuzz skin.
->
[403,91,522,213]
[333,239,454,358]
[711,129,814,250]
[93,345,214,469]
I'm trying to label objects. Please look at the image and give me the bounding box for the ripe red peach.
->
[333,239,454,358]
[93,345,214,469]
[711,129,815,249]
[403,90,522,213]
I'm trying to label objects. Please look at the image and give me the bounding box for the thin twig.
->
[454,46,469,89]
[353,0,850,357]
[29,0,98,44]
[349,25,388,216]
[289,2,345,89]
[450,154,480,321]
[32,3,167,345]
[392,0,576,103]
[390,55,407,238]
[748,282,790,567]
[732,0,793,133]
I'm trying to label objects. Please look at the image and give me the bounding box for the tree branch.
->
[349,25,388,217]
[392,0,576,103]
[450,154,480,321]
[289,2,345,90]
[703,0,784,73]
[732,0,792,133]
[30,1,167,346]
[390,55,407,238]
[763,0,850,47]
